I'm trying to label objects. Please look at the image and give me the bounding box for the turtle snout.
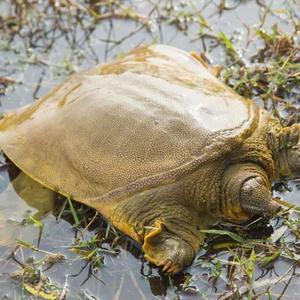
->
[240,177,281,217]
[241,197,281,217]
[264,199,281,217]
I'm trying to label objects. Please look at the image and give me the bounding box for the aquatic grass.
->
[200,229,248,244]
[197,205,300,297]
[257,250,280,269]
[26,215,44,247]
[17,240,66,263]
[67,196,80,227]
[246,250,256,300]
[219,24,300,125]
[10,247,65,300]
[9,203,122,298]
[70,230,120,271]
[218,31,239,60]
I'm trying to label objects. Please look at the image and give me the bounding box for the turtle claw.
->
[143,224,195,274]
[162,259,173,272]
[160,259,182,274]
[167,263,181,274]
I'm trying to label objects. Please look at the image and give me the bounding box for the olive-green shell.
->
[0,45,258,203]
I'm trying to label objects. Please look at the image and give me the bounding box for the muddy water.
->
[0,1,299,299]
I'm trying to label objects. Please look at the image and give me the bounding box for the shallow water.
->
[0,0,299,299]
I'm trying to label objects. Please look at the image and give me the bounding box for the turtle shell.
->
[0,45,259,203]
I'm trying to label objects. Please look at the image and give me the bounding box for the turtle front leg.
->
[143,220,196,274]
[222,163,281,220]
[103,185,205,274]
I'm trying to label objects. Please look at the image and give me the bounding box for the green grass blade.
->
[67,197,80,227]
[200,229,246,244]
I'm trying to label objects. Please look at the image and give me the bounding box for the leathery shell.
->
[0,45,258,204]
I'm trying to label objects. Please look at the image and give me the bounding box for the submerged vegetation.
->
[220,25,300,125]
[0,0,299,299]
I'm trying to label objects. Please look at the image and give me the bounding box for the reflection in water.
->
[11,171,57,219]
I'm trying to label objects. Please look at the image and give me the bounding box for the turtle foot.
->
[143,221,195,274]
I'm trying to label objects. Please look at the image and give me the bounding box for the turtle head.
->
[277,124,300,177]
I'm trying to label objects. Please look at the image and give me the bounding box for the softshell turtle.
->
[0,45,299,274]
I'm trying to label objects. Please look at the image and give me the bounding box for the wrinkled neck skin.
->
[183,161,226,216]
[245,109,300,181]
[274,124,300,178]
[227,110,279,182]
[186,110,279,219]
[277,148,292,177]
[286,141,300,175]
[188,111,298,220]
